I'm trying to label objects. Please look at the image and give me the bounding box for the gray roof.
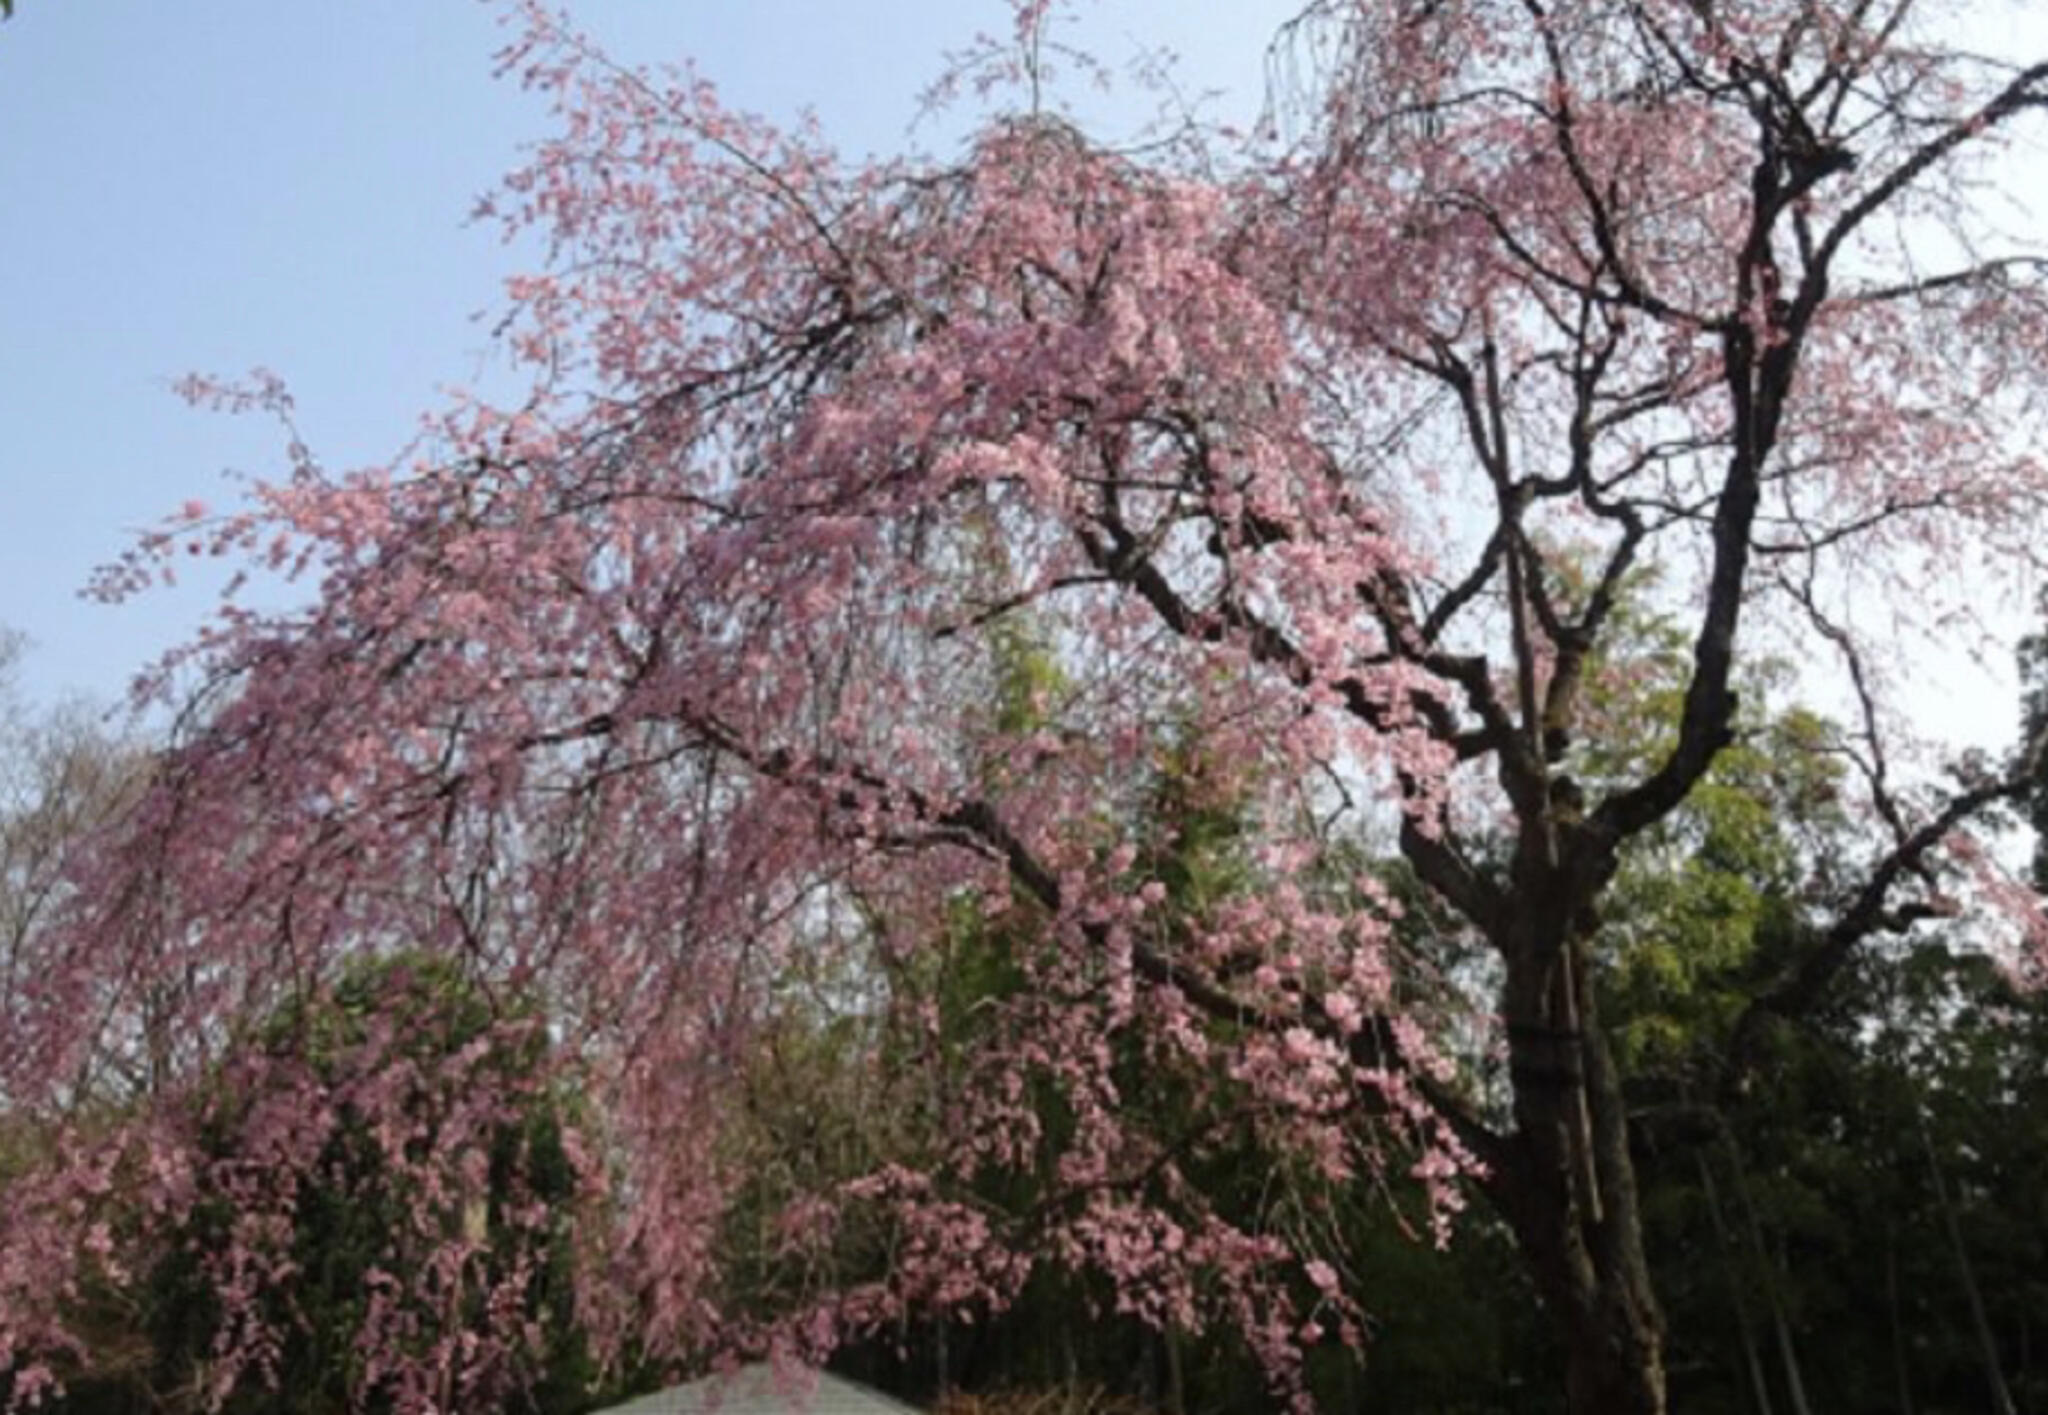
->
[590,1365,923,1415]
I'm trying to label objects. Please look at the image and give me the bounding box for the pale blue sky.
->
[0,1,1295,712]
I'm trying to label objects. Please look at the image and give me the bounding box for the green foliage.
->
[1581,584,2048,1414]
[1566,585,1846,1076]
[987,613,1066,743]
[1636,941,2048,1415]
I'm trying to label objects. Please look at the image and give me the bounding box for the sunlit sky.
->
[0,0,1294,711]
[2,1,2043,758]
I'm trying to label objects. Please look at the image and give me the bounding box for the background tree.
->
[146,953,595,1415]
[0,632,145,1050]
[16,953,599,1415]
[0,636,156,1409]
[4,5,2048,1414]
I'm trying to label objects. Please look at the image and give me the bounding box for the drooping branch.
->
[678,705,1506,1163]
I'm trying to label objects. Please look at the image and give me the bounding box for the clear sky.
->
[0,0,1295,713]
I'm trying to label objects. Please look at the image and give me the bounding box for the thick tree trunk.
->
[1496,1129,1668,1415]
[1491,922,1669,1415]
[1562,1316,1668,1415]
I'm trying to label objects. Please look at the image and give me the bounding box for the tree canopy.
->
[6,4,2048,1413]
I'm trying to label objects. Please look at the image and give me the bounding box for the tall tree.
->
[6,5,2048,1412]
